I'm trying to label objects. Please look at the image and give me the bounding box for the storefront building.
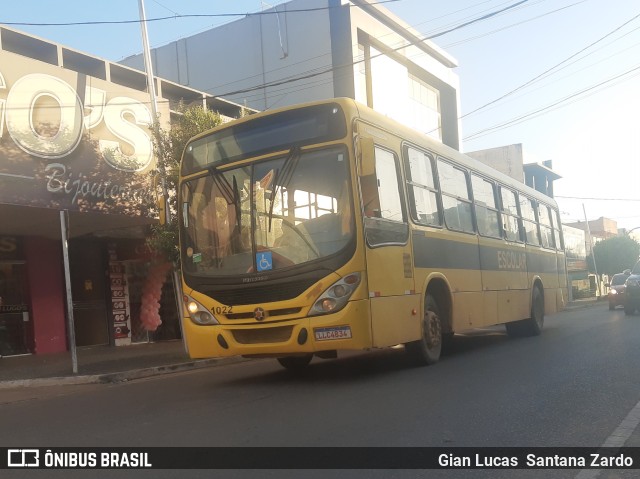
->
[0,27,247,356]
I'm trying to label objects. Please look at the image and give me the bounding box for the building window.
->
[355,44,368,105]
[359,44,442,141]
[408,74,441,140]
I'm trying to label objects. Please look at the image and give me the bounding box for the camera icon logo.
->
[7,449,40,467]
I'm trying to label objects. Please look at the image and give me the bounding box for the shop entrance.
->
[69,240,109,346]
[0,262,32,356]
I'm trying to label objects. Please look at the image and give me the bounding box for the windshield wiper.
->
[268,146,300,232]
[207,165,242,232]
[232,175,241,232]
[207,165,235,205]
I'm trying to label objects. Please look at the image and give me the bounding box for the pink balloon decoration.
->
[140,262,172,331]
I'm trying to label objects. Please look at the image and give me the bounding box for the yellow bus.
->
[177,98,567,370]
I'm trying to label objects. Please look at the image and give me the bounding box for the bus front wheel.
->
[277,355,313,371]
[406,294,442,366]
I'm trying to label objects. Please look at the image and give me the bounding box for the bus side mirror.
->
[357,137,375,177]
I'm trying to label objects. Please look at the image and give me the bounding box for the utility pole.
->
[138,0,185,350]
[583,204,600,297]
[60,210,78,374]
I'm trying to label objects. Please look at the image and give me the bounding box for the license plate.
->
[314,326,352,341]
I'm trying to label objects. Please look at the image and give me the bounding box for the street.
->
[2,302,640,479]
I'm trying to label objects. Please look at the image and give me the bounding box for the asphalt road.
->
[2,301,640,479]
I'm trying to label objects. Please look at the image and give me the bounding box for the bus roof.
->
[187,97,560,209]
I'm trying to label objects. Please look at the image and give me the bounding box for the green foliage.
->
[588,236,640,276]
[147,104,223,263]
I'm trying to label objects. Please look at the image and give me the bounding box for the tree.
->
[147,104,225,263]
[140,104,229,331]
[589,236,640,276]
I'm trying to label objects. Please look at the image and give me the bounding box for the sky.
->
[2,0,639,229]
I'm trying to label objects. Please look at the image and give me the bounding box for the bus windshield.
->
[180,146,354,277]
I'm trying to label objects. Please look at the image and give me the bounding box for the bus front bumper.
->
[183,299,371,359]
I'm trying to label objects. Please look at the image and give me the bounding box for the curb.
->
[563,300,602,312]
[0,356,249,390]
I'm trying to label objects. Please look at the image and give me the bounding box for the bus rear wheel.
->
[277,355,313,371]
[406,294,442,366]
[506,286,544,337]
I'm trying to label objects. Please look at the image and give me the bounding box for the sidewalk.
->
[564,297,602,310]
[0,340,245,389]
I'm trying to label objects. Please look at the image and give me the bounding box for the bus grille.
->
[232,326,293,344]
[205,279,317,305]
[225,308,301,320]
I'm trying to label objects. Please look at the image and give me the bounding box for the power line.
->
[0,1,535,115]
[454,31,640,119]
[0,1,400,26]
[442,0,586,49]
[234,0,585,119]
[146,0,512,87]
[462,63,640,141]
[556,196,640,202]
[459,9,640,120]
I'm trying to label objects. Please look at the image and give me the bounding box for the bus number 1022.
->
[212,306,234,314]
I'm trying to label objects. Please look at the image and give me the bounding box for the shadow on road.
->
[214,326,519,387]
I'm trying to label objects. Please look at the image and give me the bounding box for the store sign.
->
[0,236,22,260]
[2,74,152,170]
[0,50,169,216]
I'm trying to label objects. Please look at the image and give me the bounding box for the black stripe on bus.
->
[412,233,563,275]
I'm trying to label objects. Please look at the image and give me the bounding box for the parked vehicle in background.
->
[624,262,640,315]
[608,272,630,310]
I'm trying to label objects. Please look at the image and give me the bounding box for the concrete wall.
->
[466,144,525,182]
[123,0,336,111]
[120,0,461,148]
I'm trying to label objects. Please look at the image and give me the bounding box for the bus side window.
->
[360,173,381,218]
[361,147,404,222]
[553,209,564,250]
[520,196,541,246]
[538,203,555,249]
[361,146,408,246]
[404,146,441,227]
[499,186,522,242]
[471,175,500,238]
[437,159,474,234]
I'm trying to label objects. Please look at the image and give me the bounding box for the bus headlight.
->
[183,294,219,325]
[309,273,361,316]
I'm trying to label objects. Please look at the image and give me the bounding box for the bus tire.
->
[406,294,442,366]
[506,286,544,337]
[277,355,313,371]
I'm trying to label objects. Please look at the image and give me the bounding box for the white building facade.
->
[121,0,462,149]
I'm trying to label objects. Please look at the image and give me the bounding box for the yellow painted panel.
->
[497,289,530,323]
[451,291,484,330]
[370,294,421,347]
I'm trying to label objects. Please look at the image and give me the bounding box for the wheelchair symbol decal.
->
[256,252,273,272]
